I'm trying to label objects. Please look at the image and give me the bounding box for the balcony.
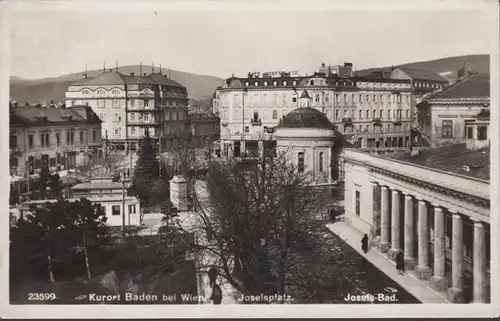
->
[10,146,23,155]
[342,117,353,127]
[250,118,262,126]
[373,118,383,127]
[392,118,402,126]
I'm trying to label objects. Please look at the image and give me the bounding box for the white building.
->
[342,139,490,303]
[274,107,335,184]
[213,63,421,158]
[65,68,189,150]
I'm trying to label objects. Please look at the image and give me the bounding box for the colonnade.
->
[371,182,489,303]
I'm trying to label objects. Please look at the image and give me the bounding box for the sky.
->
[7,0,497,80]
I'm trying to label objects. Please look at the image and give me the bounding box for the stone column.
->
[403,193,416,269]
[430,205,448,291]
[472,219,488,303]
[448,213,466,303]
[388,189,401,261]
[258,140,264,159]
[369,181,379,248]
[379,186,390,253]
[240,140,246,157]
[416,199,432,280]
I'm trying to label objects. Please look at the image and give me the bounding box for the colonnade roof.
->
[382,144,490,181]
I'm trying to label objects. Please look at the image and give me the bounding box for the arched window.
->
[318,152,324,172]
[82,90,90,96]
[298,152,305,172]
[112,89,120,96]
[97,89,106,96]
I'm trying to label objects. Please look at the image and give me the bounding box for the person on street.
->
[395,251,405,275]
[329,207,337,222]
[208,267,218,288]
[361,234,369,253]
[210,284,222,304]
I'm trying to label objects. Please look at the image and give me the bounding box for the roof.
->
[71,71,126,86]
[124,75,158,85]
[72,180,123,190]
[277,108,335,130]
[18,196,139,209]
[188,111,219,121]
[382,144,490,181]
[430,73,489,99]
[397,67,449,83]
[10,106,101,126]
[148,73,185,88]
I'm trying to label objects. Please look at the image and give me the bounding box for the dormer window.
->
[283,80,288,86]
[82,90,90,96]
[112,89,120,96]
[310,80,315,86]
[292,80,297,86]
[97,89,105,96]
[245,82,249,86]
[254,81,259,86]
[273,81,277,86]
[264,81,268,86]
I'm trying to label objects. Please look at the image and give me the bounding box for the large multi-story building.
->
[415,72,489,147]
[9,105,102,177]
[213,63,419,158]
[65,68,189,150]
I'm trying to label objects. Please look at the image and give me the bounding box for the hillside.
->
[10,65,224,104]
[356,54,489,83]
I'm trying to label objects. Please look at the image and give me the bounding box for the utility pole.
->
[26,159,31,201]
[121,170,127,240]
[159,134,163,177]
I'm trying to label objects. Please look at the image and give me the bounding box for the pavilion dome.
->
[277,107,335,130]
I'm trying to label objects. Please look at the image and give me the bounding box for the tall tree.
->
[132,129,160,209]
[38,165,50,199]
[48,173,63,199]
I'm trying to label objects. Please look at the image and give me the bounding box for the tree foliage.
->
[10,198,109,283]
[38,165,50,199]
[132,129,160,208]
[187,150,346,299]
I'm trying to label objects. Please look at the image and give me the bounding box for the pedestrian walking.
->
[208,267,218,288]
[361,234,369,253]
[210,284,222,304]
[395,251,405,275]
[329,207,337,222]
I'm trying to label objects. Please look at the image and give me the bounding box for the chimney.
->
[130,72,135,76]
[143,73,146,76]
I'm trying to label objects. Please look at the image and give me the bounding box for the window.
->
[477,126,488,140]
[99,113,105,120]
[335,110,340,119]
[245,81,249,86]
[441,120,453,138]
[343,94,347,103]
[373,95,377,103]
[406,110,409,118]
[144,114,149,122]
[335,94,340,103]
[9,135,17,149]
[92,129,97,142]
[97,89,105,96]
[112,100,119,108]
[254,81,259,86]
[244,126,249,133]
[387,110,390,119]
[114,128,121,135]
[82,90,90,95]
[367,110,370,119]
[325,94,329,102]
[131,113,135,121]
[131,127,136,135]
[79,131,84,144]
[130,99,135,107]
[273,81,277,86]
[128,204,136,214]
[297,152,304,172]
[360,94,363,103]
[352,94,356,103]
[292,80,296,86]
[366,94,369,103]
[113,113,120,123]
[56,133,60,146]
[264,81,268,86]
[66,131,74,144]
[172,111,177,120]
[283,81,288,86]
[359,110,362,119]
[253,111,259,122]
[97,99,105,108]
[272,110,278,119]
[40,133,50,147]
[355,190,360,216]
[112,89,120,96]
[112,205,121,216]
[315,94,320,103]
[28,134,34,148]
[318,152,324,172]
[379,110,382,118]
[466,126,473,139]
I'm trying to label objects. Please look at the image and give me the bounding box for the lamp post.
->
[120,169,131,239]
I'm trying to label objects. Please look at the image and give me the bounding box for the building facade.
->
[274,108,336,185]
[9,105,102,177]
[213,63,420,159]
[390,67,449,101]
[342,142,490,303]
[416,73,490,147]
[65,68,189,149]
[188,111,221,149]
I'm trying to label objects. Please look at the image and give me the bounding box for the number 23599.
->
[28,293,57,301]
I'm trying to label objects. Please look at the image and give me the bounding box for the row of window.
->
[111,204,137,216]
[335,108,411,120]
[441,120,488,140]
[82,89,121,96]
[415,82,443,89]
[9,130,98,149]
